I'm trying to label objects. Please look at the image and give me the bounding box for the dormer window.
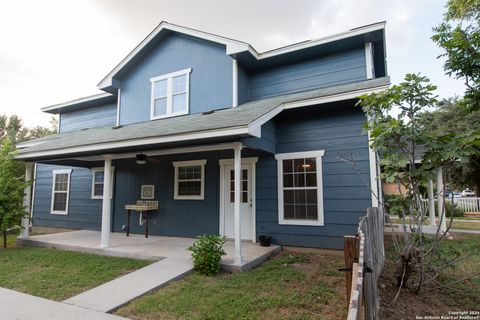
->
[150,68,191,119]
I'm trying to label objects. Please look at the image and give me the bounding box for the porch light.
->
[136,153,147,165]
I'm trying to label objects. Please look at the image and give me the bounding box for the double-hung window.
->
[91,167,114,199]
[150,68,191,119]
[275,151,325,226]
[173,160,206,200]
[51,169,72,215]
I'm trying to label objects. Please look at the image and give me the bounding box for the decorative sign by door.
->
[141,185,155,199]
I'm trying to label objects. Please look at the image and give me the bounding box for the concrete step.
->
[63,257,193,313]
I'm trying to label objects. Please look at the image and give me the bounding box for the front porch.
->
[17,230,281,272]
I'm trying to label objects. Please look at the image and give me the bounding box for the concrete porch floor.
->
[17,230,281,272]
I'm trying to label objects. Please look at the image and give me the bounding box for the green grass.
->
[0,235,151,301]
[116,251,346,320]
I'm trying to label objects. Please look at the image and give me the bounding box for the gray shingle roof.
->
[16,77,389,159]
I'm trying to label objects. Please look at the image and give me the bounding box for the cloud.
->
[0,0,465,127]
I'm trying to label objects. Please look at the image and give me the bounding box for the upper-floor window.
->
[150,68,191,120]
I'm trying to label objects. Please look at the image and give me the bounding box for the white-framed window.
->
[91,167,114,199]
[51,169,72,215]
[173,159,206,200]
[275,150,325,226]
[150,68,191,120]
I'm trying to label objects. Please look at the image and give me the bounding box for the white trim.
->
[30,163,37,225]
[367,116,379,207]
[275,150,325,226]
[253,22,385,60]
[218,157,258,165]
[116,88,121,126]
[91,167,115,199]
[42,92,113,113]
[98,22,250,89]
[50,169,72,215]
[150,68,192,120]
[249,84,390,135]
[232,59,238,107]
[365,42,374,79]
[16,127,250,160]
[97,21,385,90]
[173,159,207,200]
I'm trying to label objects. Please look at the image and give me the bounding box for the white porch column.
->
[20,162,34,238]
[233,142,243,265]
[436,167,447,233]
[428,179,436,226]
[100,155,113,248]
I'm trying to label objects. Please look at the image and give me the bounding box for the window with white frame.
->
[51,169,72,215]
[91,167,114,199]
[275,151,325,226]
[173,160,206,200]
[151,68,191,119]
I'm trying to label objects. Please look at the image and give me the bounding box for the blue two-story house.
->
[16,21,388,261]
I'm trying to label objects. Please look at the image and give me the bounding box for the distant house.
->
[16,21,388,255]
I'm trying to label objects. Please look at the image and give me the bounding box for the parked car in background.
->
[453,192,462,198]
[461,189,475,197]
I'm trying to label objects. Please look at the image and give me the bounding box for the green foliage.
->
[384,194,404,216]
[432,0,480,111]
[0,137,30,247]
[188,235,226,276]
[0,114,57,145]
[445,201,465,217]
[420,98,480,193]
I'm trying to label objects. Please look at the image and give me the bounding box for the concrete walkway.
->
[0,287,127,320]
[64,257,193,313]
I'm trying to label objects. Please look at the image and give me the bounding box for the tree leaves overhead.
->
[432,0,480,110]
[0,114,57,145]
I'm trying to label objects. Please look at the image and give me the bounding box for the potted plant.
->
[258,235,271,247]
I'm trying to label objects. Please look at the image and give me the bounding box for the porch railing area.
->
[344,207,385,320]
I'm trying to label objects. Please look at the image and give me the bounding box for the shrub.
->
[384,194,404,216]
[188,235,226,276]
[445,202,465,218]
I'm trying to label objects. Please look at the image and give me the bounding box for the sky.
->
[0,0,466,128]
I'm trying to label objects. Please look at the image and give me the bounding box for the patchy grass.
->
[0,236,151,301]
[379,234,480,319]
[116,250,346,320]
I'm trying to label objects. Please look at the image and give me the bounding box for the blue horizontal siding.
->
[118,33,233,125]
[255,100,372,249]
[112,152,221,237]
[32,164,103,230]
[59,103,116,133]
[249,46,366,100]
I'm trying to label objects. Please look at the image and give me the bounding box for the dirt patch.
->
[378,236,480,319]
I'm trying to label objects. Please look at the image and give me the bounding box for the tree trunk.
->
[3,231,6,248]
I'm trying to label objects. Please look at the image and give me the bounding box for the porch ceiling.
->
[16,77,389,162]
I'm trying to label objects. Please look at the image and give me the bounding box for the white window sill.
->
[174,195,204,200]
[151,111,189,120]
[279,219,324,226]
[50,211,68,216]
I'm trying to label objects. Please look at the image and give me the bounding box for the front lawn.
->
[116,250,346,320]
[0,235,151,300]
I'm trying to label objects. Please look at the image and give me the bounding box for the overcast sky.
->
[0,0,466,128]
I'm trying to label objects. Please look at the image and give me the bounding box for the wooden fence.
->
[345,207,385,320]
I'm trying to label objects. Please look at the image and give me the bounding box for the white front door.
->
[222,164,253,240]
